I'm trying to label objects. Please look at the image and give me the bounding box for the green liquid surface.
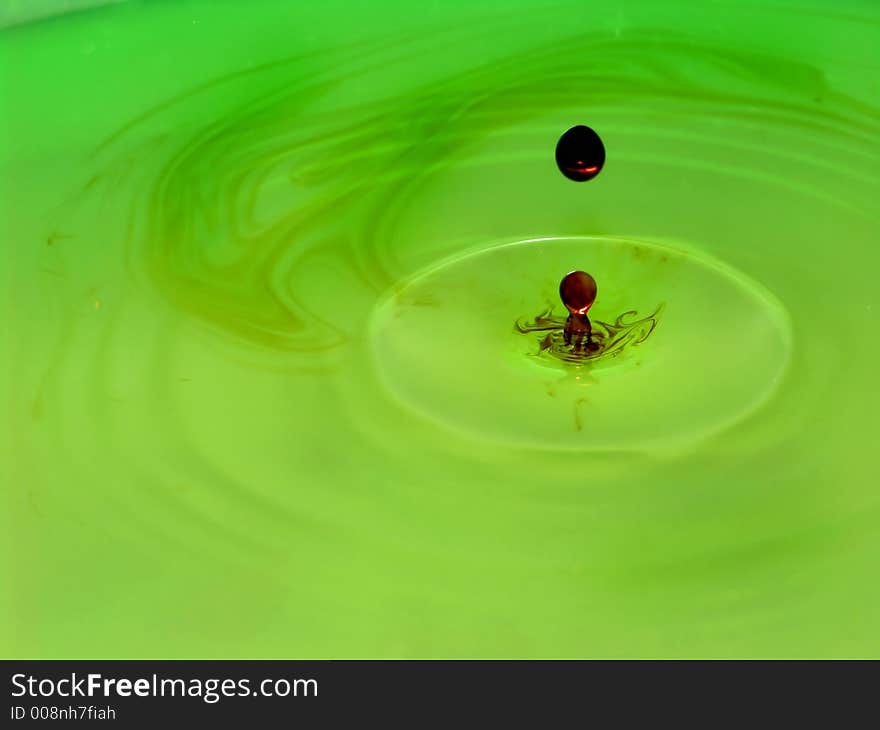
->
[2,0,879,658]
[372,236,791,450]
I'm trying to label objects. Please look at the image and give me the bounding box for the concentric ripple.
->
[6,0,880,658]
[370,236,793,451]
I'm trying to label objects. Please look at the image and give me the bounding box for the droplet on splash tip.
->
[559,270,598,351]
[559,270,597,314]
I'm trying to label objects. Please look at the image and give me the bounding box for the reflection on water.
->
[4,0,880,658]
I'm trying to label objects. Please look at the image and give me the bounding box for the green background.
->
[2,0,879,657]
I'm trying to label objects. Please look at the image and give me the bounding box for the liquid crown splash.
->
[516,270,662,365]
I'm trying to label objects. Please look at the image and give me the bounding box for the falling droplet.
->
[555,125,605,181]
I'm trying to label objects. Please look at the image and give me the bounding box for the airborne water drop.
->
[555,125,605,181]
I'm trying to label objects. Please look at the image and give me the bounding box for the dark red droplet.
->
[556,125,605,182]
[559,270,597,314]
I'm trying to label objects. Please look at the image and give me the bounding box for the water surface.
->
[2,0,879,657]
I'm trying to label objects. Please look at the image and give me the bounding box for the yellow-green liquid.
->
[2,0,879,657]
